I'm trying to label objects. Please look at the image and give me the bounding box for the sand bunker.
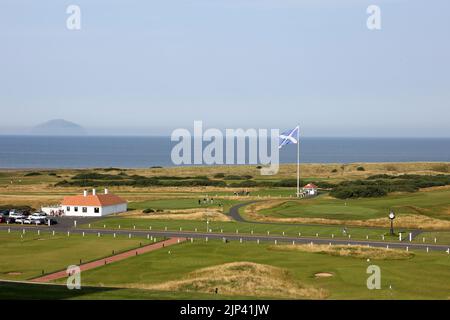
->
[314,272,333,278]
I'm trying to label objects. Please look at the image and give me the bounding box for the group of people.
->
[233,190,250,196]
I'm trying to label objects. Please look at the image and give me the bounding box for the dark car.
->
[44,218,58,225]
[0,216,6,223]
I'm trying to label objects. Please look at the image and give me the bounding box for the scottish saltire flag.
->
[279,126,299,149]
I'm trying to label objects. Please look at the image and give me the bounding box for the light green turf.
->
[0,231,155,281]
[256,189,450,221]
[77,240,450,300]
[413,232,450,245]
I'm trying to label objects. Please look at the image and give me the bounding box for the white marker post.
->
[409,233,412,242]
[74,220,77,228]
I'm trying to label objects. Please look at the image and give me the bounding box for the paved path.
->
[30,237,185,283]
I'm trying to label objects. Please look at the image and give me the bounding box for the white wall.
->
[64,203,127,217]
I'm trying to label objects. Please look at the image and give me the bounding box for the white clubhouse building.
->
[61,189,127,217]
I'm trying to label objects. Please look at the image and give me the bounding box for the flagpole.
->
[296,125,300,197]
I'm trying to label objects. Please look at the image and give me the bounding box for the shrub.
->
[331,169,338,173]
[356,166,365,171]
[330,186,387,199]
[24,172,41,176]
[214,173,225,178]
[143,208,155,214]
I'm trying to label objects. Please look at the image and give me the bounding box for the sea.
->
[0,136,449,169]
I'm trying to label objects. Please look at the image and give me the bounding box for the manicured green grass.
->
[0,281,252,300]
[0,231,154,281]
[128,198,239,214]
[257,189,450,221]
[413,232,450,245]
[86,217,408,241]
[77,240,450,299]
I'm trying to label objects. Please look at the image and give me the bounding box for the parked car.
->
[29,212,47,220]
[14,217,26,224]
[6,217,15,224]
[0,216,6,223]
[10,212,25,219]
[0,209,9,216]
[44,218,58,225]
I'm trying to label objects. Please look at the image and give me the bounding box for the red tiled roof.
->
[303,183,318,189]
[62,194,126,207]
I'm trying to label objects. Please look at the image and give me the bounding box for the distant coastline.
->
[0,136,449,169]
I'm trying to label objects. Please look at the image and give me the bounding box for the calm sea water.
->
[0,136,449,169]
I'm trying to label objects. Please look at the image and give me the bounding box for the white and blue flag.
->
[279,126,299,149]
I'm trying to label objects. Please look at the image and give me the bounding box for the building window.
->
[94,207,100,213]
[66,207,70,212]
[82,207,87,213]
[74,207,78,212]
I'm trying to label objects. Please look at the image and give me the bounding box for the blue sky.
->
[1,0,449,136]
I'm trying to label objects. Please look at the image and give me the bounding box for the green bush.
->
[24,172,41,177]
[330,186,387,199]
[356,166,365,171]
[143,208,155,214]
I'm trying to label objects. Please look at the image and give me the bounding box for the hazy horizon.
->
[1,0,450,137]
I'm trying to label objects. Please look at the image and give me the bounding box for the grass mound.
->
[269,244,414,260]
[147,262,327,299]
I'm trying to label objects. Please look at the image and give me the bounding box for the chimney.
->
[104,188,109,194]
[83,190,87,197]
[92,189,96,196]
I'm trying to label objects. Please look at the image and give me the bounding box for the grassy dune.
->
[144,261,327,299]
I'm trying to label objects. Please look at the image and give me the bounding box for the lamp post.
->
[389,210,395,235]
